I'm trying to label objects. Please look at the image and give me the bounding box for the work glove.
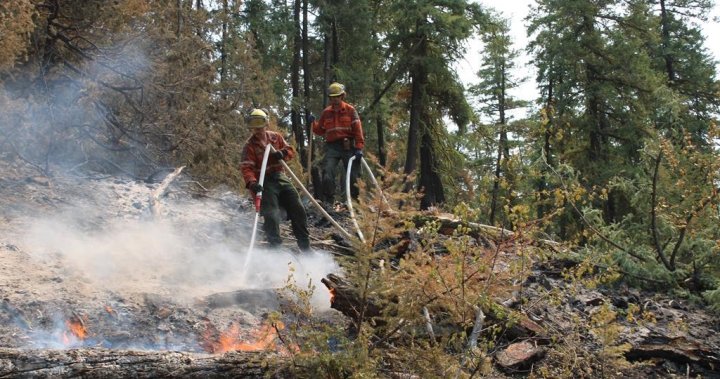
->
[306,113,315,124]
[354,149,363,159]
[249,182,263,193]
[271,150,285,160]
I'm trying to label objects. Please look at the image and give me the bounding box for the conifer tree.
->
[529,0,662,228]
[384,0,487,208]
[470,14,527,225]
[528,0,720,289]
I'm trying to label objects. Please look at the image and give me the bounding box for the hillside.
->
[0,157,718,378]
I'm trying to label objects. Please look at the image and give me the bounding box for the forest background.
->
[1,0,719,341]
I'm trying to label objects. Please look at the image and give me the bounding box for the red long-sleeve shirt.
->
[312,101,364,149]
[240,130,295,189]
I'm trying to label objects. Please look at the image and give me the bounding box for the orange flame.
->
[66,318,87,339]
[328,287,336,303]
[204,321,282,354]
[61,317,87,345]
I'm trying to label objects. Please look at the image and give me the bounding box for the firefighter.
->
[240,108,311,252]
[309,82,365,205]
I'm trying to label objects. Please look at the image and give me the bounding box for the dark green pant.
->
[260,173,310,251]
[322,143,360,203]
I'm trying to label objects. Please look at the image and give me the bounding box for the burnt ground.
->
[1,157,719,378]
[0,157,340,354]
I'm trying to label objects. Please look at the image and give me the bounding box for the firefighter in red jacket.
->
[310,82,365,204]
[240,109,311,252]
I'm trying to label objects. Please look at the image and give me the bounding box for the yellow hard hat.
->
[247,108,268,128]
[328,82,346,97]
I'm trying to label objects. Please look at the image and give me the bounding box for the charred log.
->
[625,336,720,374]
[0,348,284,378]
[198,289,281,313]
[321,274,382,327]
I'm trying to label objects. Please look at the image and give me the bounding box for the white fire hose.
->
[244,144,271,263]
[346,155,391,243]
[346,156,365,242]
[270,147,354,241]
[243,144,384,257]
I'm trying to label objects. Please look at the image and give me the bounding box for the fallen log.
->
[321,274,544,340]
[412,213,563,252]
[625,335,720,374]
[197,289,281,313]
[0,347,283,378]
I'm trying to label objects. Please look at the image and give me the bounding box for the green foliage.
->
[273,158,554,377]
[703,286,720,312]
[522,0,720,296]
[273,267,379,378]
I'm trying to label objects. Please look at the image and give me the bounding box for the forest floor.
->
[0,156,718,378]
[0,156,340,353]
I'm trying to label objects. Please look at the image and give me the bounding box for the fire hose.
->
[346,155,390,243]
[243,144,272,268]
[270,146,354,241]
[242,144,383,259]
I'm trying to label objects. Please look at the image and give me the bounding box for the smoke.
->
[19,186,338,312]
[0,31,156,177]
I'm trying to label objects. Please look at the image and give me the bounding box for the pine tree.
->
[470,14,527,225]
[383,0,487,208]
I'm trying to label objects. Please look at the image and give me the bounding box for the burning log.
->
[0,347,282,378]
[320,274,382,326]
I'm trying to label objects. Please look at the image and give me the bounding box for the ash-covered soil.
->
[0,158,339,352]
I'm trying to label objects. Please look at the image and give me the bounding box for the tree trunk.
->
[419,127,445,209]
[312,32,333,200]
[219,0,228,98]
[403,25,426,186]
[489,68,509,225]
[331,17,339,68]
[321,274,382,329]
[323,34,331,106]
[0,348,282,378]
[176,0,183,37]
[302,0,312,182]
[537,80,554,220]
[291,0,305,168]
[373,73,386,167]
[658,0,676,82]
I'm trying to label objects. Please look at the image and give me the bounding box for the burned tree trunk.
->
[0,348,284,378]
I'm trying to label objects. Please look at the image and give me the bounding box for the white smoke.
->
[20,185,338,311]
